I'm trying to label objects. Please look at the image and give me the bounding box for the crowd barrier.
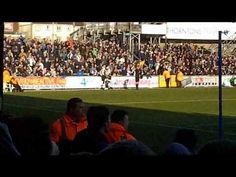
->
[12,75,236,90]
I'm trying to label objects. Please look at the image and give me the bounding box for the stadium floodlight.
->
[217,30,230,140]
[217,29,231,140]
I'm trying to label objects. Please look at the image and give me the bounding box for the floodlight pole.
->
[218,31,224,140]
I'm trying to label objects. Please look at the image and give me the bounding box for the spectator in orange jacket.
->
[105,110,136,143]
[50,98,87,144]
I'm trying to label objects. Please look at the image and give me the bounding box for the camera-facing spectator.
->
[50,98,87,144]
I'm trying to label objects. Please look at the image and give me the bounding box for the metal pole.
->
[218,31,224,140]
[123,31,125,46]
[138,34,140,50]
[165,35,167,47]
[129,22,133,59]
[52,22,54,40]
[93,31,96,43]
[84,29,86,42]
[31,23,33,38]
[93,24,95,43]
[129,22,132,54]
[165,22,168,47]
[131,38,134,58]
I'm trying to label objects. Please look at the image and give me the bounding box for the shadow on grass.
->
[2,94,236,154]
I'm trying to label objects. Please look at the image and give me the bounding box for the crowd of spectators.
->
[3,35,236,78]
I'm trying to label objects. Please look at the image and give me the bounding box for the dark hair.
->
[66,98,83,113]
[173,129,197,150]
[87,106,109,131]
[8,116,51,157]
[111,110,128,123]
[99,140,156,157]
[198,140,236,156]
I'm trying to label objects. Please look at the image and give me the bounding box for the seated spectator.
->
[71,106,110,154]
[57,139,72,157]
[172,129,197,154]
[50,140,60,156]
[0,121,20,156]
[70,151,94,158]
[8,116,56,157]
[99,140,156,157]
[77,70,84,76]
[198,139,236,156]
[164,142,191,156]
[50,98,87,144]
[105,110,136,143]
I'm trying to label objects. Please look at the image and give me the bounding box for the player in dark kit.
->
[134,64,142,90]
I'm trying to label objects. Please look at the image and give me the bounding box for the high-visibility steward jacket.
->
[163,70,171,79]
[50,114,87,143]
[3,69,12,83]
[105,123,136,143]
[177,71,184,81]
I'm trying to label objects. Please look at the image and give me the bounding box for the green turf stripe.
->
[105,98,236,105]
[4,103,236,136]
[130,121,236,136]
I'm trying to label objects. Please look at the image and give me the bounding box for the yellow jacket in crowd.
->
[163,70,171,79]
[3,69,12,83]
[177,71,184,81]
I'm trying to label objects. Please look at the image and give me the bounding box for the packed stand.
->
[3,36,236,78]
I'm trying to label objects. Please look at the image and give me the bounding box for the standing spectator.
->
[176,68,184,88]
[3,65,12,91]
[163,67,171,88]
